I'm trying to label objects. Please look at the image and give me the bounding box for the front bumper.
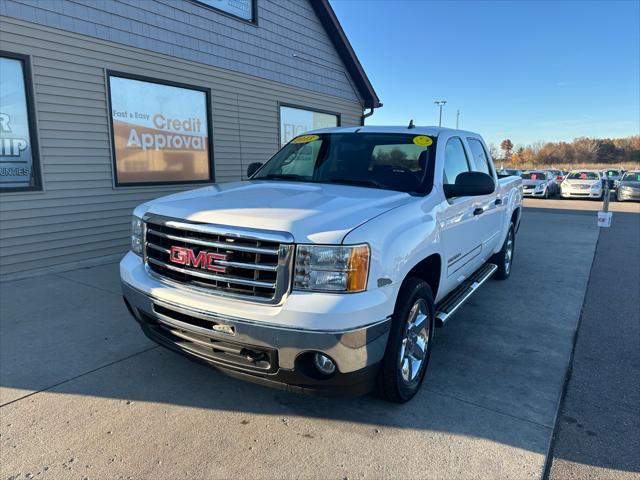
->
[121,277,391,396]
[561,189,602,199]
[617,189,640,201]
[522,188,546,197]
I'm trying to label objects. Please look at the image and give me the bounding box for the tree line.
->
[490,136,640,167]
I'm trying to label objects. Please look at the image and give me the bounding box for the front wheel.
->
[492,222,515,280]
[377,278,435,403]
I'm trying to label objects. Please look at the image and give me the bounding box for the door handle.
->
[495,198,503,205]
[473,207,484,216]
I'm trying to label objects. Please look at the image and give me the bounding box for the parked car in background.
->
[616,170,640,202]
[549,169,567,185]
[602,169,624,190]
[520,170,556,198]
[561,170,604,200]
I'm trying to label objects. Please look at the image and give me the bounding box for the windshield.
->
[605,170,621,177]
[251,133,436,195]
[521,172,546,180]
[621,172,640,182]
[567,171,599,180]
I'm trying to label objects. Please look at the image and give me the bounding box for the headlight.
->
[591,183,601,190]
[131,215,144,256]
[294,244,370,293]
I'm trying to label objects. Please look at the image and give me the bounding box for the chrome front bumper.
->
[122,281,391,394]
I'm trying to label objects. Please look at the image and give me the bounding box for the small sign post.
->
[597,181,612,228]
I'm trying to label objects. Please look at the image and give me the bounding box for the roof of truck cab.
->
[306,125,481,137]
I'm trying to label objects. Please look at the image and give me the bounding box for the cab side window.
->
[467,138,493,177]
[443,137,470,184]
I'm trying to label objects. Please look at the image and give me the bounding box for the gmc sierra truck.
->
[121,126,522,403]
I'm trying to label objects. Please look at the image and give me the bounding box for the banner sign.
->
[109,76,211,185]
[0,56,38,190]
[280,106,338,147]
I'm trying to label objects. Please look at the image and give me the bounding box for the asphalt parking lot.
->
[1,202,637,479]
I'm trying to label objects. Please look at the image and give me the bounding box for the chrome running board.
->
[435,263,498,327]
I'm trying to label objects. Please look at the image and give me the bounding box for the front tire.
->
[492,222,515,280]
[377,278,435,403]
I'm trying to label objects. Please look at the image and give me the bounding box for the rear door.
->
[465,137,502,259]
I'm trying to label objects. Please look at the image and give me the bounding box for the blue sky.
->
[330,0,640,147]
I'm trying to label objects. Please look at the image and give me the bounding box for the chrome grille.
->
[143,214,294,304]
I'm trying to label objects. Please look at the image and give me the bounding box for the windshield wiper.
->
[329,177,386,190]
[255,173,311,181]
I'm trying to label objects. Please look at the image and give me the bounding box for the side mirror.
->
[247,162,263,178]
[443,171,495,198]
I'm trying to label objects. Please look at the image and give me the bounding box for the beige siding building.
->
[0,0,379,277]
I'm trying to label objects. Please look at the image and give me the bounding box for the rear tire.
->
[376,278,435,403]
[492,222,515,280]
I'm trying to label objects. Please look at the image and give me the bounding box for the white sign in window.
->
[0,54,40,191]
[108,74,212,185]
[196,0,254,21]
[280,106,339,147]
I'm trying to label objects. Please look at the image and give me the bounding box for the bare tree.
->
[500,139,514,161]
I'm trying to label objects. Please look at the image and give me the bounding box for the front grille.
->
[144,214,294,303]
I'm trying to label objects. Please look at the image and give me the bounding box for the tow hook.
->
[243,349,268,364]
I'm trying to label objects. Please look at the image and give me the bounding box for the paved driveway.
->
[0,208,599,479]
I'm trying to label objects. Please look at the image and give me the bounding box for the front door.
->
[440,137,483,287]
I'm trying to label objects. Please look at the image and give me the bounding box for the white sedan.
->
[561,170,604,200]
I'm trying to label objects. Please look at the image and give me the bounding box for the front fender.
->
[342,199,441,316]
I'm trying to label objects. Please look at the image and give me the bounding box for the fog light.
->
[313,353,336,375]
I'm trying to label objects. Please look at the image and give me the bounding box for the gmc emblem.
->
[169,246,227,273]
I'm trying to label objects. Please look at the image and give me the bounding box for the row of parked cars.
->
[498,168,640,201]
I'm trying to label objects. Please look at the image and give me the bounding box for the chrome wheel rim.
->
[505,230,514,274]
[399,299,430,384]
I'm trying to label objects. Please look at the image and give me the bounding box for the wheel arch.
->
[403,253,442,301]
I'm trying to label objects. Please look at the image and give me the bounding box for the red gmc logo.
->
[169,246,227,273]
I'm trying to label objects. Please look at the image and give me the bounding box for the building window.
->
[107,72,213,186]
[0,52,41,192]
[192,0,256,22]
[279,105,339,147]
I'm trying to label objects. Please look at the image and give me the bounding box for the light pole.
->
[456,110,460,129]
[434,100,447,127]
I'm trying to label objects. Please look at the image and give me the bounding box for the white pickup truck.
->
[121,126,522,403]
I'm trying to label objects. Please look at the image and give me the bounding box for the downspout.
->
[361,104,381,125]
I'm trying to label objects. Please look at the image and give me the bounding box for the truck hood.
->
[141,180,413,244]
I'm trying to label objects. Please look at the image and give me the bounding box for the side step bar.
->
[435,263,498,327]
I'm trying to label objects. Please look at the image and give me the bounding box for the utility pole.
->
[434,100,447,127]
[456,110,460,129]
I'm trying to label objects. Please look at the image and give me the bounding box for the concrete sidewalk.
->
[1,208,599,479]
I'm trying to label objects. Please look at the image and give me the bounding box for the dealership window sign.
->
[0,53,41,191]
[108,73,212,186]
[194,0,254,21]
[280,106,339,147]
